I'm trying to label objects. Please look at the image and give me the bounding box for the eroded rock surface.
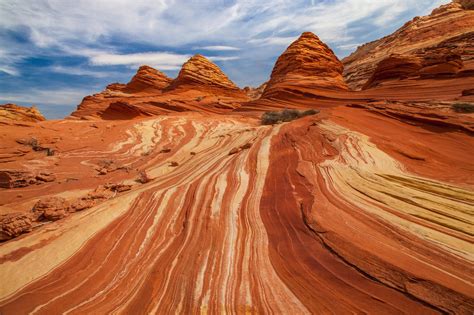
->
[0,104,45,122]
[343,1,474,90]
[262,32,347,100]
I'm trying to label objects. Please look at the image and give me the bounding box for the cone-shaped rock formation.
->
[261,32,348,99]
[168,54,240,91]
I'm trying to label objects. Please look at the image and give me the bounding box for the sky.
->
[0,0,451,119]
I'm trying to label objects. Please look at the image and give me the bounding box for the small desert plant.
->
[452,103,474,113]
[261,108,319,125]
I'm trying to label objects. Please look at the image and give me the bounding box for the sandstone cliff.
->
[343,0,474,90]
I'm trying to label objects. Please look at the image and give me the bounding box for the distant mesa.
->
[0,103,46,122]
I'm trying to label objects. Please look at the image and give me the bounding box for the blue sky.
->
[0,0,450,119]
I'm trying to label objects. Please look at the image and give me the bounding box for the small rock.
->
[169,161,179,167]
[104,183,132,192]
[36,172,56,182]
[137,170,151,184]
[240,143,252,150]
[33,197,70,221]
[0,213,34,241]
[228,147,241,155]
[98,168,108,175]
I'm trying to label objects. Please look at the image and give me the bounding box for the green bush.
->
[452,103,474,113]
[261,108,319,125]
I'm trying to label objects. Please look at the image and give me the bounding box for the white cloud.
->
[248,36,297,47]
[208,56,240,61]
[337,43,363,51]
[0,0,453,55]
[89,52,191,70]
[197,46,240,51]
[0,66,20,76]
[0,88,92,106]
[0,0,453,87]
[48,65,119,78]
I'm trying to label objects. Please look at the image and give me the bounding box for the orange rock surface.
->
[343,1,474,90]
[0,1,473,313]
[261,32,347,99]
[0,104,45,122]
[71,55,248,119]
[168,54,240,91]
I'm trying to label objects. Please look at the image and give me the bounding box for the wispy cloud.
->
[196,45,241,51]
[89,52,191,70]
[0,66,20,76]
[208,56,240,61]
[0,0,453,118]
[0,88,92,106]
[247,36,297,47]
[49,65,117,78]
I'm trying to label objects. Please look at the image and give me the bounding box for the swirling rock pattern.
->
[1,1,474,312]
[0,109,472,313]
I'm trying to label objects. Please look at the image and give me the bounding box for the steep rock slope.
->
[0,104,45,122]
[343,0,474,90]
[168,54,240,92]
[262,32,347,99]
[124,65,172,92]
[240,32,352,111]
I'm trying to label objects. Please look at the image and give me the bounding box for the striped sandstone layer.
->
[0,109,472,313]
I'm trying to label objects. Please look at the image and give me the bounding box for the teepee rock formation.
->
[124,65,172,92]
[168,54,240,92]
[262,32,348,99]
[70,56,248,119]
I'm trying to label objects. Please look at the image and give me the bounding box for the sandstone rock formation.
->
[243,82,267,100]
[0,213,33,241]
[363,48,465,89]
[343,0,474,90]
[71,56,248,119]
[168,54,240,92]
[0,104,45,122]
[0,170,56,188]
[124,65,172,92]
[262,32,347,100]
[33,197,70,221]
[0,1,473,313]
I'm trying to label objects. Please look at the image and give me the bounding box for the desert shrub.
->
[261,108,319,125]
[452,103,474,113]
